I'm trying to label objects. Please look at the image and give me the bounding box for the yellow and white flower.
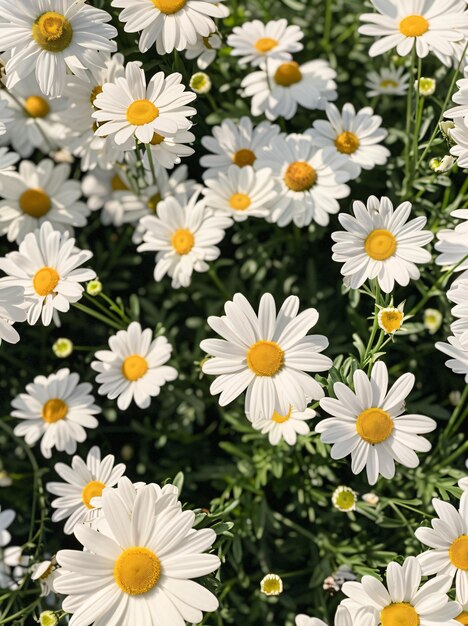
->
[111,0,229,55]
[12,368,100,459]
[331,196,433,293]
[436,332,468,383]
[31,559,60,597]
[185,32,222,69]
[0,0,117,97]
[435,210,468,279]
[46,446,126,535]
[200,292,332,422]
[0,286,26,347]
[227,19,303,67]
[378,303,406,335]
[241,58,337,121]
[137,189,231,288]
[260,573,283,596]
[91,321,178,411]
[296,605,376,626]
[448,280,468,336]
[200,116,280,180]
[317,361,436,485]
[310,103,390,180]
[365,66,409,97]
[0,221,96,326]
[55,483,220,625]
[424,308,443,334]
[332,487,358,512]
[252,406,316,446]
[0,159,90,243]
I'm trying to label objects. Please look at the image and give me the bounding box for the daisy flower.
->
[111,0,229,55]
[200,116,280,180]
[256,133,352,228]
[0,221,96,326]
[0,507,15,548]
[55,483,221,625]
[0,159,90,243]
[141,129,195,170]
[295,605,376,626]
[251,406,316,446]
[200,292,333,422]
[0,546,29,590]
[12,368,100,459]
[0,148,19,173]
[185,32,222,69]
[316,361,437,486]
[415,492,468,604]
[435,210,468,278]
[31,559,60,597]
[0,0,118,97]
[377,303,406,335]
[227,19,304,67]
[47,446,126,535]
[310,103,390,180]
[0,286,27,347]
[260,573,283,596]
[331,196,433,293]
[445,68,468,123]
[0,98,13,136]
[365,66,409,97]
[358,0,468,64]
[448,118,468,169]
[342,556,461,625]
[91,321,178,411]
[241,58,337,121]
[202,165,276,222]
[137,189,231,289]
[92,61,197,146]
[448,280,468,335]
[436,332,468,382]
[332,487,359,513]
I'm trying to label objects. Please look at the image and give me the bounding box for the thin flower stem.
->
[145,142,158,186]
[208,266,231,300]
[403,48,416,196]
[322,0,333,49]
[99,292,132,324]
[83,292,123,325]
[72,302,125,331]
[445,386,468,438]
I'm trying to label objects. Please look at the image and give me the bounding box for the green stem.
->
[208,266,230,300]
[403,48,416,196]
[72,302,125,331]
[445,386,468,438]
[83,292,123,325]
[145,142,158,186]
[322,0,332,48]
[99,292,132,324]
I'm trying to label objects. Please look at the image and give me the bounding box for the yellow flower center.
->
[171,228,195,255]
[32,12,73,52]
[150,132,165,145]
[90,85,103,105]
[381,79,399,88]
[147,193,162,213]
[33,267,60,296]
[81,480,106,509]
[255,37,278,53]
[39,563,54,580]
[229,193,251,211]
[121,355,149,382]
[284,161,317,192]
[380,310,404,334]
[24,96,50,118]
[356,408,394,444]
[456,611,468,624]
[42,398,68,424]
[449,535,468,570]
[274,62,302,87]
[19,188,52,218]
[335,131,360,155]
[111,174,129,191]
[247,340,284,377]
[399,15,429,37]
[261,575,282,595]
[232,148,256,167]
[151,0,187,14]
[114,547,161,595]
[381,603,419,626]
[272,406,292,423]
[126,100,159,126]
[364,229,397,261]
[335,490,356,510]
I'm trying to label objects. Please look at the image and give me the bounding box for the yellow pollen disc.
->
[33,267,60,296]
[126,100,159,126]
[356,407,394,444]
[151,0,187,14]
[247,340,284,377]
[39,563,54,580]
[364,229,397,261]
[380,309,404,333]
[114,547,161,595]
[272,407,292,423]
[381,603,419,626]
[24,96,50,118]
[399,15,429,37]
[335,490,355,510]
[90,85,103,105]
[335,131,360,155]
[171,228,195,255]
[274,62,302,87]
[121,355,148,382]
[456,611,468,624]
[19,188,52,218]
[147,192,162,213]
[261,576,282,595]
[32,12,73,52]
[229,193,251,211]
[255,37,278,53]
[82,480,106,509]
[381,79,399,88]
[232,148,256,167]
[150,132,165,145]
[284,161,317,192]
[111,174,129,191]
[42,398,68,424]
[449,535,468,570]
